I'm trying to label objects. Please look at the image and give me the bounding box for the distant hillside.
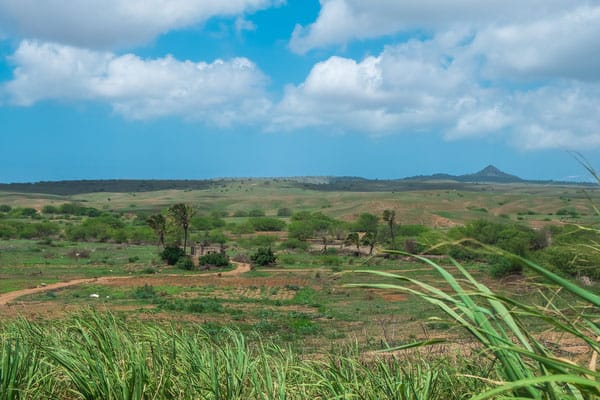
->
[0,166,591,195]
[0,180,214,196]
[406,165,524,183]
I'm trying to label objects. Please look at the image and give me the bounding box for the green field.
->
[1,181,599,398]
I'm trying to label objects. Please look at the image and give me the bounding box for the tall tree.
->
[168,203,196,254]
[146,214,167,248]
[382,209,396,242]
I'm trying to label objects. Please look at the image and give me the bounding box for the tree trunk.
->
[183,227,188,255]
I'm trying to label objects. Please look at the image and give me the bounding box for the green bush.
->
[251,247,277,266]
[229,221,255,234]
[248,209,265,217]
[250,217,286,231]
[488,255,523,278]
[176,256,195,271]
[280,238,309,250]
[159,298,224,313]
[199,252,230,267]
[133,284,157,299]
[449,219,537,256]
[160,246,185,265]
[319,255,341,266]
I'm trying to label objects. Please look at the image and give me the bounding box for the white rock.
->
[89,293,100,299]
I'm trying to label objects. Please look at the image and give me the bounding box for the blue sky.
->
[1,0,600,183]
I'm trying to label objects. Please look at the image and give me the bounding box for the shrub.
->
[160,246,185,265]
[176,256,195,270]
[133,284,157,299]
[229,222,255,234]
[280,238,309,250]
[250,217,286,231]
[0,205,11,213]
[248,209,265,217]
[488,255,523,278]
[320,255,341,266]
[232,210,248,217]
[251,247,277,266]
[199,252,230,267]
[42,205,59,214]
[397,224,429,236]
[277,207,293,217]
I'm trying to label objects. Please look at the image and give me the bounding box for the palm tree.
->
[146,214,166,248]
[168,203,196,254]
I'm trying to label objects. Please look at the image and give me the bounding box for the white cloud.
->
[274,36,600,150]
[0,0,277,49]
[472,6,600,81]
[290,0,580,54]
[235,17,257,34]
[274,38,475,134]
[3,40,271,126]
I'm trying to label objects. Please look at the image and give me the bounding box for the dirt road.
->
[0,262,251,306]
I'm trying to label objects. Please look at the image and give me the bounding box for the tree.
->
[361,231,377,256]
[382,209,396,242]
[345,232,361,254]
[168,203,196,254]
[147,214,167,248]
[354,213,379,234]
[316,226,332,252]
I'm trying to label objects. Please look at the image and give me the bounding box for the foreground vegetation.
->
[1,310,489,399]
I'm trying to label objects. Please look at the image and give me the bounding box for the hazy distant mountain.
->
[405,165,523,183]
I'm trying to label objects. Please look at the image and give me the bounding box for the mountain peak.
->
[477,165,504,176]
[464,165,522,182]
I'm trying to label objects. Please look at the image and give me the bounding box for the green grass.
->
[0,310,492,399]
[353,250,600,399]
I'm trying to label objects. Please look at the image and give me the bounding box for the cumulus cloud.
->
[290,0,581,54]
[274,36,600,150]
[281,1,600,150]
[471,6,600,81]
[274,38,476,134]
[3,40,271,125]
[0,0,278,49]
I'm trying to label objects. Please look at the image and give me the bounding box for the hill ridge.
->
[0,166,592,195]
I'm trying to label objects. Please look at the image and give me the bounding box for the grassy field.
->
[1,179,598,226]
[1,181,599,398]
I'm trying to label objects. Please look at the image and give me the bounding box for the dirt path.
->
[0,262,251,306]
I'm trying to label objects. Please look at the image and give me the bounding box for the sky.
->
[1,1,600,183]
